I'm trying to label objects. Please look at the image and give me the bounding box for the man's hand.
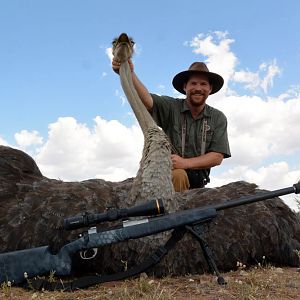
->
[112,59,134,74]
[112,59,121,74]
[172,152,224,170]
[171,154,188,169]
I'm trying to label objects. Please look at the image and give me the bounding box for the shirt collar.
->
[181,99,211,119]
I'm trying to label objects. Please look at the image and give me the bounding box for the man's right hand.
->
[112,59,134,74]
[112,59,121,74]
[111,58,153,111]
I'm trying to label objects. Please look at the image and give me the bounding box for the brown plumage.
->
[0,145,299,277]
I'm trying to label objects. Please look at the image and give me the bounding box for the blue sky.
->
[1,0,300,210]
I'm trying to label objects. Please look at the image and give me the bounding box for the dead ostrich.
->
[0,145,299,278]
[0,148,299,279]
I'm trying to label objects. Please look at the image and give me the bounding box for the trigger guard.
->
[79,248,98,260]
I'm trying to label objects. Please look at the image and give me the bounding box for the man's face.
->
[184,74,212,107]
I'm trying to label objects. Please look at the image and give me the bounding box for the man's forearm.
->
[132,72,153,111]
[185,152,224,169]
[172,152,224,170]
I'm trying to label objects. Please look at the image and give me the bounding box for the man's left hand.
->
[171,154,187,169]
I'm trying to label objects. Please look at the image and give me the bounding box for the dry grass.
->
[1,266,300,300]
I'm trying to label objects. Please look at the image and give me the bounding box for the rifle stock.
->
[0,246,62,284]
[0,207,217,284]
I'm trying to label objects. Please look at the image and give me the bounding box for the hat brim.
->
[172,70,224,95]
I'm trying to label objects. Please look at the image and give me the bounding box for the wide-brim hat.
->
[172,62,224,95]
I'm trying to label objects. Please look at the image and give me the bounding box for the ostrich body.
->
[0,146,299,279]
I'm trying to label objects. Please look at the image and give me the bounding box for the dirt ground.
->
[1,267,300,300]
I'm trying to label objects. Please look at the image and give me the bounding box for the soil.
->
[1,267,300,299]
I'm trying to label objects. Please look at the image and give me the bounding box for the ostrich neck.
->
[119,61,156,135]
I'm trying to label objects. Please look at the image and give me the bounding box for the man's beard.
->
[187,92,206,107]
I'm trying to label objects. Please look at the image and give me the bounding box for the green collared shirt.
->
[150,94,231,160]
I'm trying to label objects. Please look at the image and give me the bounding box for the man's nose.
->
[194,86,202,92]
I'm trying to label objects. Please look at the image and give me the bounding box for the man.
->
[112,60,231,192]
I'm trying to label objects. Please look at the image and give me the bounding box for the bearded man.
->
[113,61,231,191]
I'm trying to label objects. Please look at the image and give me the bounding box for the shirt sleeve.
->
[208,111,231,158]
[150,94,174,128]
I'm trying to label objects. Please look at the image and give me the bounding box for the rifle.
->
[0,182,299,291]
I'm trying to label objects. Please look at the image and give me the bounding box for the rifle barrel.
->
[213,184,299,211]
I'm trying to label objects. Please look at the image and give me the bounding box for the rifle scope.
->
[64,199,165,230]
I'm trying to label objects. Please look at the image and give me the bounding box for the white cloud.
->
[106,47,113,62]
[132,42,142,56]
[189,31,237,92]
[189,32,281,95]
[211,161,295,188]
[216,93,300,166]
[14,130,43,149]
[35,116,143,182]
[157,84,166,90]
[209,162,300,211]
[115,89,127,106]
[233,60,281,93]
[259,60,281,93]
[0,136,9,146]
